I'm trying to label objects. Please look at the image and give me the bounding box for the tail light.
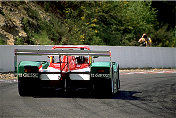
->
[97,69,105,73]
[24,66,39,73]
[24,68,31,73]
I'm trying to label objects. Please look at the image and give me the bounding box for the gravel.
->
[0,73,17,80]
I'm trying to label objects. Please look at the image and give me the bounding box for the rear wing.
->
[14,49,111,73]
[14,49,111,56]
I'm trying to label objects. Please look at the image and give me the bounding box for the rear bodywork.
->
[15,46,120,96]
[91,62,120,95]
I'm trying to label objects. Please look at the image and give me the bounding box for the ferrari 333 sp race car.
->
[14,46,120,97]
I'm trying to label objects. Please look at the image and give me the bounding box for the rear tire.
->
[18,79,29,96]
[92,79,113,98]
[18,78,38,96]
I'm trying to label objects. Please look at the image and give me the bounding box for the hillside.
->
[0,1,175,46]
[0,2,55,45]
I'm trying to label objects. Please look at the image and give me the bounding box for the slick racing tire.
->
[18,78,38,96]
[18,79,30,96]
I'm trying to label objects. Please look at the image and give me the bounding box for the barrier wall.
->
[0,45,175,72]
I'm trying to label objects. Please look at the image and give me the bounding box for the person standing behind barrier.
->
[138,33,152,47]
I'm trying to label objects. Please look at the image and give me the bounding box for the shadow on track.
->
[113,91,142,100]
[33,89,142,100]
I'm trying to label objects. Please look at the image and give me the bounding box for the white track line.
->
[120,70,176,75]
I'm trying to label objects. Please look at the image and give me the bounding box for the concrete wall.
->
[0,45,175,72]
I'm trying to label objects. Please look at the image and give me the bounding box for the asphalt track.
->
[0,73,176,118]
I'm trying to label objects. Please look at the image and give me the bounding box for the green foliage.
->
[59,1,158,46]
[32,31,53,45]
[90,36,105,45]
[0,9,5,16]
[151,25,176,47]
[43,16,66,44]
[0,38,6,45]
[173,27,176,47]
[13,1,175,47]
[22,17,39,37]
[25,7,40,20]
[15,37,24,45]
[119,1,157,45]
[21,7,66,45]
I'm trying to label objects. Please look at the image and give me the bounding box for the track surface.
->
[0,73,176,118]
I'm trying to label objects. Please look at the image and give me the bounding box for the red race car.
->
[15,46,120,97]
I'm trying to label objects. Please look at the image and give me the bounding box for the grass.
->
[0,38,6,45]
[32,31,54,45]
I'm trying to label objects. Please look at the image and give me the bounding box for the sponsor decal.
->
[18,73,39,78]
[91,73,110,78]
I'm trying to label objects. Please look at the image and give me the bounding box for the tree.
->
[61,1,157,46]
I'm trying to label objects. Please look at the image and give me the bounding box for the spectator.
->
[138,34,152,47]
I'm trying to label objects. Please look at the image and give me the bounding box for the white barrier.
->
[0,45,175,72]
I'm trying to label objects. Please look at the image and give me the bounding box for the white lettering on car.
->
[18,73,39,78]
[91,73,110,78]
